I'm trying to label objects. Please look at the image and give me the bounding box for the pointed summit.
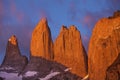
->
[40,17,47,23]
[8,35,17,45]
[54,25,88,77]
[1,35,28,72]
[60,25,68,32]
[6,35,20,56]
[30,18,54,60]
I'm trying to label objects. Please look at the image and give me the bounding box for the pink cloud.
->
[83,15,92,25]
[39,9,53,23]
[10,1,24,24]
[0,1,5,21]
[79,11,101,31]
[16,12,24,23]
[0,0,32,56]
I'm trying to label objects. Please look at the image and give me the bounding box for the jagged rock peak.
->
[108,10,120,19]
[60,25,68,32]
[113,10,120,17]
[6,35,20,56]
[38,17,48,25]
[8,35,17,45]
[30,18,54,60]
[54,25,88,78]
[88,11,120,80]
[69,25,77,31]
[1,35,28,72]
[60,25,78,33]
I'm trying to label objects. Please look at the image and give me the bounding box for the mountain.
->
[0,35,28,73]
[54,25,88,78]
[1,10,120,80]
[30,18,54,60]
[22,19,82,80]
[88,11,120,80]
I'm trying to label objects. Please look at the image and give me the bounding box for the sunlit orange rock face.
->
[54,25,88,78]
[1,35,28,71]
[88,11,120,80]
[30,18,54,60]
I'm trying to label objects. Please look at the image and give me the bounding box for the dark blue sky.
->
[0,0,120,64]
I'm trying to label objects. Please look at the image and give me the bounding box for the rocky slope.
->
[22,57,81,80]
[0,35,28,73]
[30,18,54,60]
[88,11,120,80]
[54,25,88,78]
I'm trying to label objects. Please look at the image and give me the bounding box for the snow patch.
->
[0,72,22,80]
[24,71,38,77]
[64,68,72,72]
[39,72,60,80]
[0,66,15,70]
[39,68,71,80]
[81,74,89,80]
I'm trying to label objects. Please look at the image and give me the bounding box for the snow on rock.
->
[0,71,22,80]
[64,68,72,72]
[24,71,38,77]
[39,68,71,80]
[0,66,15,70]
[39,72,60,80]
[81,74,89,80]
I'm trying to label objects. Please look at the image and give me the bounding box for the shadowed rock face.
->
[88,13,120,80]
[54,25,88,78]
[106,54,120,80]
[0,77,4,80]
[1,35,28,72]
[30,18,54,60]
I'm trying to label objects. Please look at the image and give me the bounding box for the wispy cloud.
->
[0,0,33,56]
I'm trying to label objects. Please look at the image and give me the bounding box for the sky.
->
[0,0,120,64]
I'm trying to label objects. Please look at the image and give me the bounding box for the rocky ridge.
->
[22,56,81,80]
